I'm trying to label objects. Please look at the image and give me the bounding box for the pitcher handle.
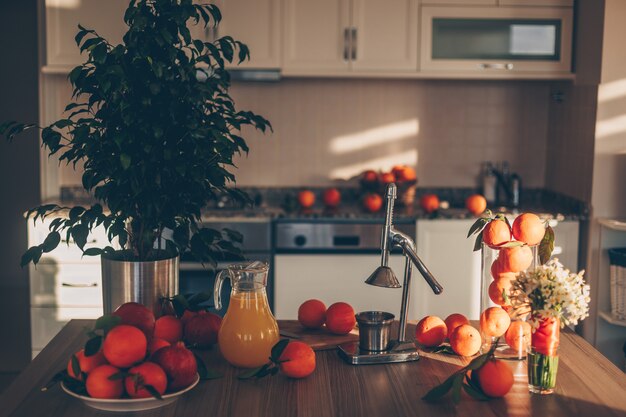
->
[214,268,231,311]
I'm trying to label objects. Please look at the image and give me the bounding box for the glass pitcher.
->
[214,261,279,368]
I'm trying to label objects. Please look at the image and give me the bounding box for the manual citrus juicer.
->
[338,183,444,364]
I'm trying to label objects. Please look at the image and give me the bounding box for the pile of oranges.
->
[480,212,546,353]
[298,299,357,335]
[65,302,204,400]
[415,313,481,357]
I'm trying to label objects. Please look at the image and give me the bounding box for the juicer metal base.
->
[337,341,420,365]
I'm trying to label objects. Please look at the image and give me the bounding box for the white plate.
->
[61,373,200,412]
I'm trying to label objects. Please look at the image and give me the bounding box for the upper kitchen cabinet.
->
[420,5,574,78]
[423,0,573,5]
[44,0,128,72]
[282,0,418,75]
[199,0,281,69]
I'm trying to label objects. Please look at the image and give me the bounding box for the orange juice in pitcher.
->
[214,261,279,368]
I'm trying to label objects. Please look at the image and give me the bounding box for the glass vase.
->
[480,242,538,359]
[527,317,560,394]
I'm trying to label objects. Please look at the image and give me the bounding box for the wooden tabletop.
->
[2,320,626,417]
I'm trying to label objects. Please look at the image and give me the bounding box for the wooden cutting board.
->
[277,320,359,350]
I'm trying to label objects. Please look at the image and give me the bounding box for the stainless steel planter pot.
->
[101,252,179,315]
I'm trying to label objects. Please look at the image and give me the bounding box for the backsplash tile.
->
[46,75,550,189]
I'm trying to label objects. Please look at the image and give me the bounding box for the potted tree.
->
[0,0,270,313]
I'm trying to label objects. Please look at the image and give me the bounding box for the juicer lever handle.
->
[214,269,231,311]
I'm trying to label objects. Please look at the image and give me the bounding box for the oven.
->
[178,218,272,314]
[272,220,418,320]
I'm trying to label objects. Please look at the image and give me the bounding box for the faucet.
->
[365,183,443,349]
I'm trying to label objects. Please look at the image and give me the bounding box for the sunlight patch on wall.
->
[596,114,626,139]
[329,119,419,155]
[330,149,418,180]
[49,0,82,9]
[598,78,626,103]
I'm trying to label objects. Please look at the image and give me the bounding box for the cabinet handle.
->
[479,63,514,70]
[351,28,357,60]
[62,282,98,288]
[343,28,350,61]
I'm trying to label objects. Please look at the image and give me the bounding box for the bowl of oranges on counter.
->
[54,302,215,412]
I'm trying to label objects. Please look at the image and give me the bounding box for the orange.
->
[298,299,327,329]
[279,341,316,379]
[67,349,108,380]
[362,193,383,213]
[475,359,514,398]
[85,364,124,399]
[297,190,316,208]
[380,172,395,184]
[480,307,511,338]
[415,316,447,347]
[504,321,532,353]
[125,362,168,398]
[322,188,341,208]
[499,245,533,273]
[392,165,417,182]
[325,302,356,335]
[449,324,481,357]
[465,194,487,216]
[488,277,513,306]
[444,313,469,339]
[512,213,546,246]
[361,170,378,183]
[419,194,440,214]
[102,325,148,368]
[148,338,170,356]
[153,315,183,344]
[482,219,512,248]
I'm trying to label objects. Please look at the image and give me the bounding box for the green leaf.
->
[84,336,102,356]
[473,231,484,252]
[270,339,290,362]
[120,154,131,170]
[462,381,489,401]
[21,246,43,267]
[107,371,127,381]
[83,247,103,257]
[41,232,61,253]
[94,315,121,334]
[143,384,163,400]
[194,352,223,380]
[41,371,66,392]
[71,224,89,250]
[466,353,489,371]
[467,217,488,238]
[451,374,463,404]
[422,374,456,402]
[428,345,456,355]
[539,225,555,265]
[70,354,81,378]
[237,363,271,380]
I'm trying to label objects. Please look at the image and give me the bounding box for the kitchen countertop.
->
[2,319,625,417]
[44,186,588,223]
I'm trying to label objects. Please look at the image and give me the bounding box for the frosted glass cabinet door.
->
[420,6,573,73]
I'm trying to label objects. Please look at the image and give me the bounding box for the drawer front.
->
[31,306,103,350]
[30,263,102,307]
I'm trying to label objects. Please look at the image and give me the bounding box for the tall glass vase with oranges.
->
[468,212,545,360]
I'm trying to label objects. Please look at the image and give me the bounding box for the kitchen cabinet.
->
[593,219,626,369]
[282,0,418,75]
[27,218,106,358]
[415,219,482,320]
[44,0,128,71]
[548,219,579,271]
[420,5,573,76]
[423,0,573,5]
[194,0,281,69]
[274,254,416,320]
